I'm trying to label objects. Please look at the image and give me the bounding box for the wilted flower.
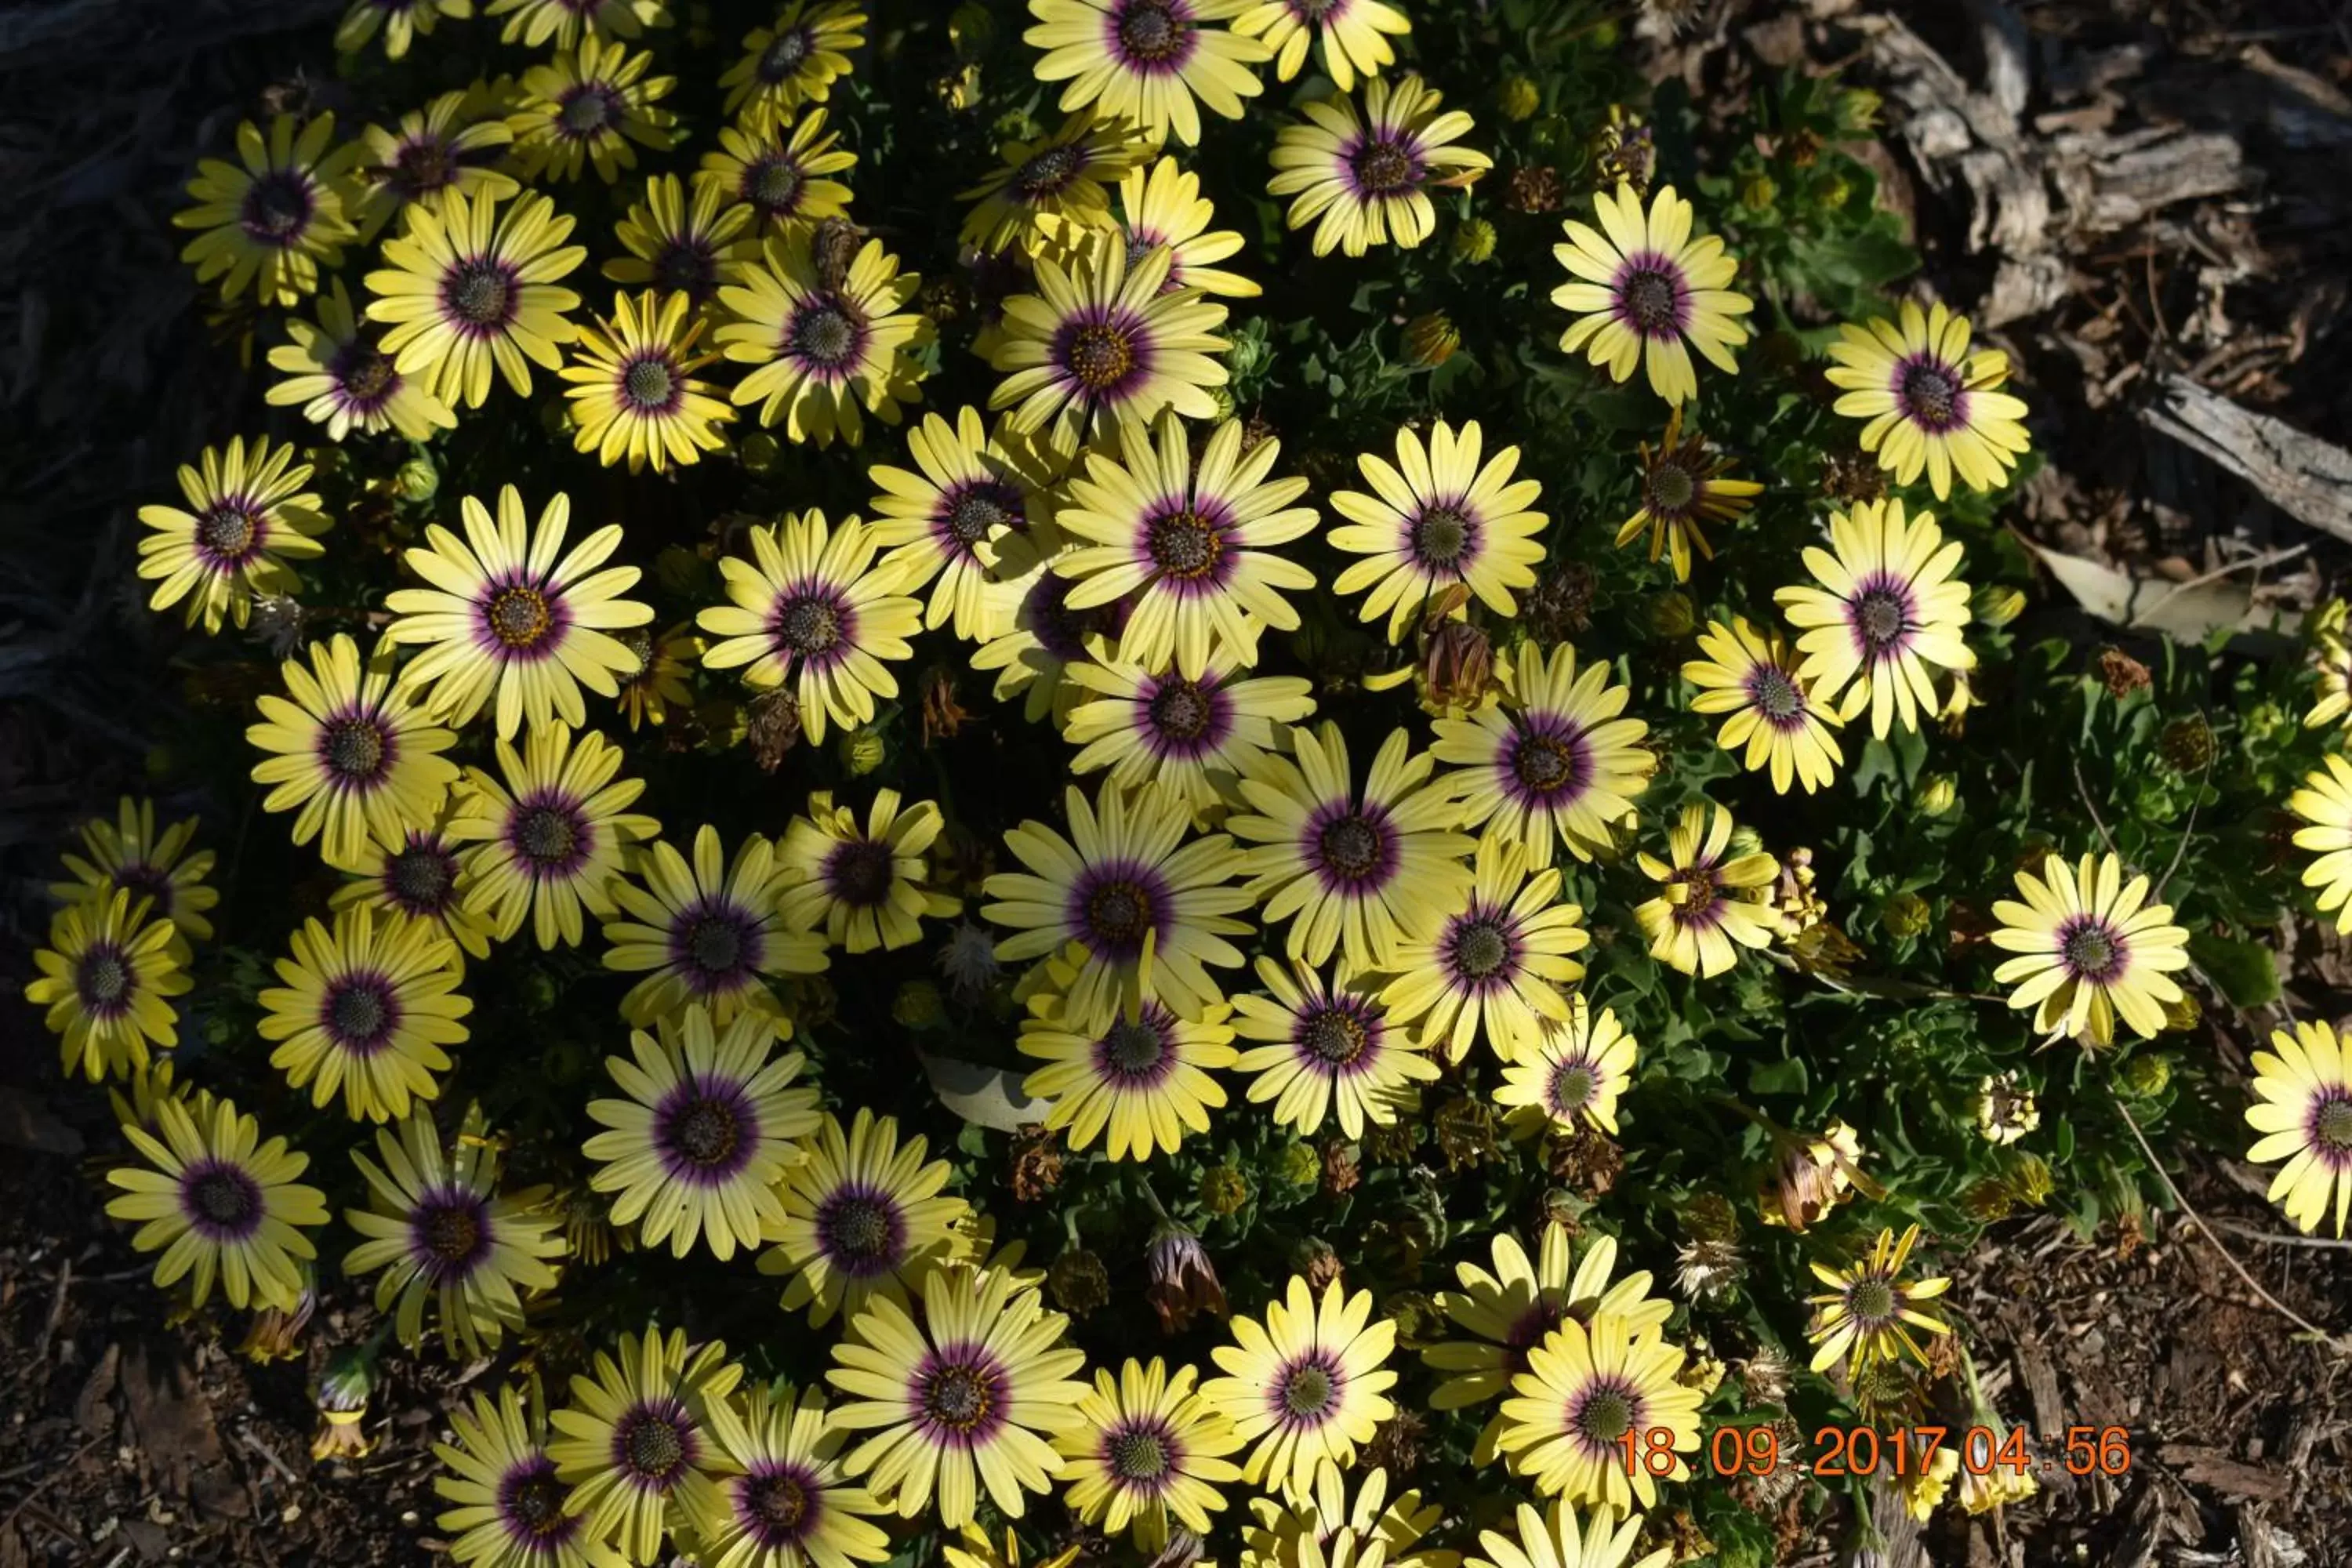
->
[746,688,804,771]
[2158,714,2216,774]
[1320,1138,1361,1196]
[1973,1073,2039,1145]
[310,1337,382,1461]
[2094,646,2151,699]
[236,1265,318,1363]
[1760,1120,1867,1231]
[1592,106,1653,194]
[1403,312,1460,368]
[1008,1123,1064,1202]
[1145,1221,1226,1333]
[935,920,1001,1004]
[1048,1246,1111,1316]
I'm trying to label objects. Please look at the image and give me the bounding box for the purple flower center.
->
[620,354,680,415]
[1061,320,1142,394]
[822,839,896,909]
[656,1077,759,1185]
[1846,1274,1900,1326]
[1114,0,1193,69]
[739,1463,820,1546]
[673,902,762,988]
[916,1349,1007,1445]
[1026,574,1125,660]
[1645,457,1699,517]
[331,339,401,412]
[759,25,815,82]
[411,1188,492,1281]
[1548,1056,1598,1115]
[113,862,178,910]
[511,795,593,879]
[1570,1376,1641,1450]
[1105,1417,1178,1490]
[1073,866,1163,959]
[2310,1094,2352,1166]
[1290,0,1343,16]
[1668,864,1721,930]
[655,238,720,299]
[1410,500,1478,572]
[180,1158,265,1241]
[612,1399,698,1490]
[1299,1000,1374,1070]
[1145,675,1227,754]
[1444,909,1519,991]
[815,1184,906,1276]
[1274,1353,1342,1427]
[483,582,562,654]
[940,481,1023,554]
[1896,358,1966,434]
[322,973,401,1053]
[772,588,851,659]
[558,85,622,139]
[1501,1299,1564,1372]
[746,154,806,216]
[2056,916,2127,984]
[386,840,459,914]
[240,171,314,245]
[787,296,869,376]
[445,259,518,335]
[1849,575,1915,664]
[1014,143,1086,201]
[74,941,132,1014]
[1093,1008,1178,1086]
[319,713,394,786]
[1746,663,1806,729]
[1351,136,1421,197]
[1312,806,1394,888]
[195,499,266,567]
[390,136,456,199]
[1616,256,1686,338]
[497,1457,579,1549]
[1146,505,1229,586]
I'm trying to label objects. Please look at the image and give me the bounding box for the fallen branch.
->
[2140,372,2352,541]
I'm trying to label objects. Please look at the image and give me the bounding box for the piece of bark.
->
[2156,1443,2292,1504]
[2140,373,2352,542]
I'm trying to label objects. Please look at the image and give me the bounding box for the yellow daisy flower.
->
[1228,722,1475,972]
[2291,752,2352,933]
[1056,412,1319,679]
[2247,1019,2352,1237]
[488,0,667,49]
[1633,804,1780,978]
[259,906,470,1122]
[1380,837,1587,1064]
[961,111,1151,256]
[1430,641,1651,867]
[385,485,652,740]
[550,1329,746,1566]
[1465,1499,1671,1568]
[718,233,931,447]
[719,2,869,118]
[757,1107,973,1327]
[686,1382,893,1568]
[451,720,659,949]
[1329,419,1547,643]
[697,510,923,744]
[1552,183,1751,406]
[1065,655,1316,824]
[699,104,856,232]
[1827,299,2031,500]
[867,407,1062,643]
[1989,851,2190,1047]
[434,1384,625,1568]
[601,825,825,1025]
[105,1093,328,1312]
[1617,405,1761,580]
[25,889,189,1082]
[1203,1276,1396,1500]
[508,38,677,185]
[826,1263,1091,1526]
[1230,956,1438,1138]
[605,174,755,307]
[50,797,219,943]
[1774,496,1975,740]
[136,434,330,634]
[1682,617,1842,794]
[2306,601,2352,731]
[1268,73,1490,257]
[1234,0,1407,91]
[615,624,705,731]
[1025,0,1272,148]
[983,781,1254,1033]
[775,789,960,953]
[267,279,458,441]
[562,290,735,471]
[1494,1312,1698,1512]
[583,1004,818,1261]
[174,113,360,307]
[1426,1228,1673,1464]
[365,187,586,409]
[350,88,519,242]
[1494,995,1639,1138]
[337,0,473,60]
[1018,991,1237,1160]
[1237,1458,1451,1568]
[332,816,495,961]
[246,633,462,873]
[343,1102,564,1356]
[971,559,1127,725]
[987,233,1229,457]
[1805,1225,1953,1377]
[1057,1358,1243,1552]
[1096,153,1261,298]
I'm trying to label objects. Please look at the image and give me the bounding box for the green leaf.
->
[1748,1058,1809,1095]
[2187,931,2282,1006]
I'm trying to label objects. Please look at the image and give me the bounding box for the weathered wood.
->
[2139,373,2352,542]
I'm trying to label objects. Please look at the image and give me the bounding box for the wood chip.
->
[2140,373,2352,541]
[2155,1443,2292,1504]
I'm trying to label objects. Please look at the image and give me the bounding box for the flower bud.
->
[891,979,945,1029]
[1882,891,1933,940]
[1451,217,1497,265]
[1740,174,1777,212]
[1645,590,1696,640]
[1494,76,1541,122]
[1917,775,1957,816]
[739,430,782,474]
[837,725,887,776]
[2118,1054,2172,1098]
[393,453,438,503]
[1403,312,1460,368]
[1198,1164,1249,1217]
[1276,1140,1320,1188]
[1047,1247,1110,1316]
[1972,583,2026,628]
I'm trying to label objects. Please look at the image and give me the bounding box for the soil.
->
[4,1,2351,1566]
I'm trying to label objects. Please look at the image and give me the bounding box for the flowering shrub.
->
[26,2,2352,1564]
